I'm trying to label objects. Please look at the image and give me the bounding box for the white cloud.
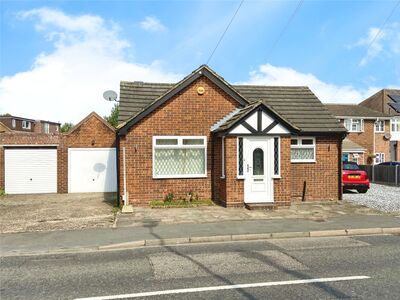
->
[351,22,400,66]
[140,16,167,32]
[242,64,380,103]
[0,8,180,123]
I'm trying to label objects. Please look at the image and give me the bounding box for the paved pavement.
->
[344,183,400,213]
[1,235,399,299]
[0,193,117,233]
[1,214,399,256]
[117,201,390,228]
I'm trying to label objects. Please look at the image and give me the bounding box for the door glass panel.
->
[253,148,264,175]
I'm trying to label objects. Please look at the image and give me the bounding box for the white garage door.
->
[5,148,57,194]
[68,148,117,193]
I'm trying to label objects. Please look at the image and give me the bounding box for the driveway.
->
[343,183,400,213]
[0,193,117,233]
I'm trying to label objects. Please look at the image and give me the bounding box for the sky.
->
[1,0,400,124]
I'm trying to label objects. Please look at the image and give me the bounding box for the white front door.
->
[243,137,274,203]
[68,148,117,193]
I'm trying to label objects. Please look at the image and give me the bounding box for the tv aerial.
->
[103,90,119,102]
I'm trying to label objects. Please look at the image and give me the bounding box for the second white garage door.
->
[68,148,117,193]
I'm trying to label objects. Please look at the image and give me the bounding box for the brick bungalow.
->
[117,65,347,207]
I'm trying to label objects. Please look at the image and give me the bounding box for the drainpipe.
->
[122,146,127,206]
[116,134,121,207]
[373,118,376,165]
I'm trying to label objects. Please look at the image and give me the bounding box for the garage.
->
[4,147,57,194]
[68,148,117,193]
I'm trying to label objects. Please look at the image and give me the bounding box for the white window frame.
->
[43,122,50,133]
[152,136,207,179]
[272,136,281,178]
[344,118,364,132]
[374,120,385,133]
[22,120,31,129]
[291,137,316,163]
[391,118,400,133]
[375,153,385,164]
[11,119,16,128]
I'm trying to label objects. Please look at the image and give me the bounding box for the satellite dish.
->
[103,90,118,102]
[383,133,391,140]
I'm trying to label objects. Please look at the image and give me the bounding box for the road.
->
[1,234,399,299]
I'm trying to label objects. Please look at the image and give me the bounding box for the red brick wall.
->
[223,136,244,207]
[119,76,241,205]
[291,137,340,201]
[274,136,292,206]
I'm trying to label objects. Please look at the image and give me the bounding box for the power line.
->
[206,0,245,65]
[264,0,304,62]
[363,0,400,60]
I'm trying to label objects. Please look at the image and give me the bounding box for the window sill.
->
[236,176,245,180]
[291,160,316,164]
[272,175,281,179]
[153,175,207,179]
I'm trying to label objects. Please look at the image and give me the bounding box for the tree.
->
[60,122,74,133]
[0,113,11,116]
[104,103,119,128]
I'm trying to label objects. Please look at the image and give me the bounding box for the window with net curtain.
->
[291,137,316,162]
[153,137,206,178]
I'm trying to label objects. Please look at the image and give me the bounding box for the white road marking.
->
[74,275,370,300]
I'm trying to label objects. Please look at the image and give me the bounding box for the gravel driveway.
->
[0,193,117,233]
[344,183,400,213]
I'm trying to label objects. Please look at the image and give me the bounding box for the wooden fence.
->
[359,165,400,186]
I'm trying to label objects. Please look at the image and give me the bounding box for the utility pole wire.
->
[264,0,304,62]
[206,0,245,65]
[363,0,400,60]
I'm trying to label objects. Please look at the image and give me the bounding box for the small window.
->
[253,148,264,176]
[391,118,400,132]
[375,153,385,164]
[43,123,50,133]
[344,118,363,132]
[291,137,316,163]
[153,136,206,178]
[237,137,244,177]
[183,138,204,145]
[22,120,31,129]
[12,119,16,128]
[156,138,178,145]
[375,120,384,133]
[55,125,59,132]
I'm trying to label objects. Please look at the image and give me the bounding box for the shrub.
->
[164,192,174,203]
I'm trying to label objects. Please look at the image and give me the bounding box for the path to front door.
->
[243,137,274,203]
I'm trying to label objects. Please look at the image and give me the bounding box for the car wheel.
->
[357,188,368,194]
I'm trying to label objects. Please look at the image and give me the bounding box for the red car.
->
[342,162,370,193]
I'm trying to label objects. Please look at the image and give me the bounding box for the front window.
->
[153,136,207,178]
[375,120,384,133]
[344,118,363,132]
[291,137,316,163]
[22,120,31,129]
[391,118,400,132]
[43,123,50,133]
[375,153,385,164]
[12,119,16,128]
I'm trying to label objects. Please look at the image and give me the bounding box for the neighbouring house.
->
[358,89,400,161]
[116,65,347,207]
[325,104,392,165]
[0,112,117,194]
[0,115,60,133]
